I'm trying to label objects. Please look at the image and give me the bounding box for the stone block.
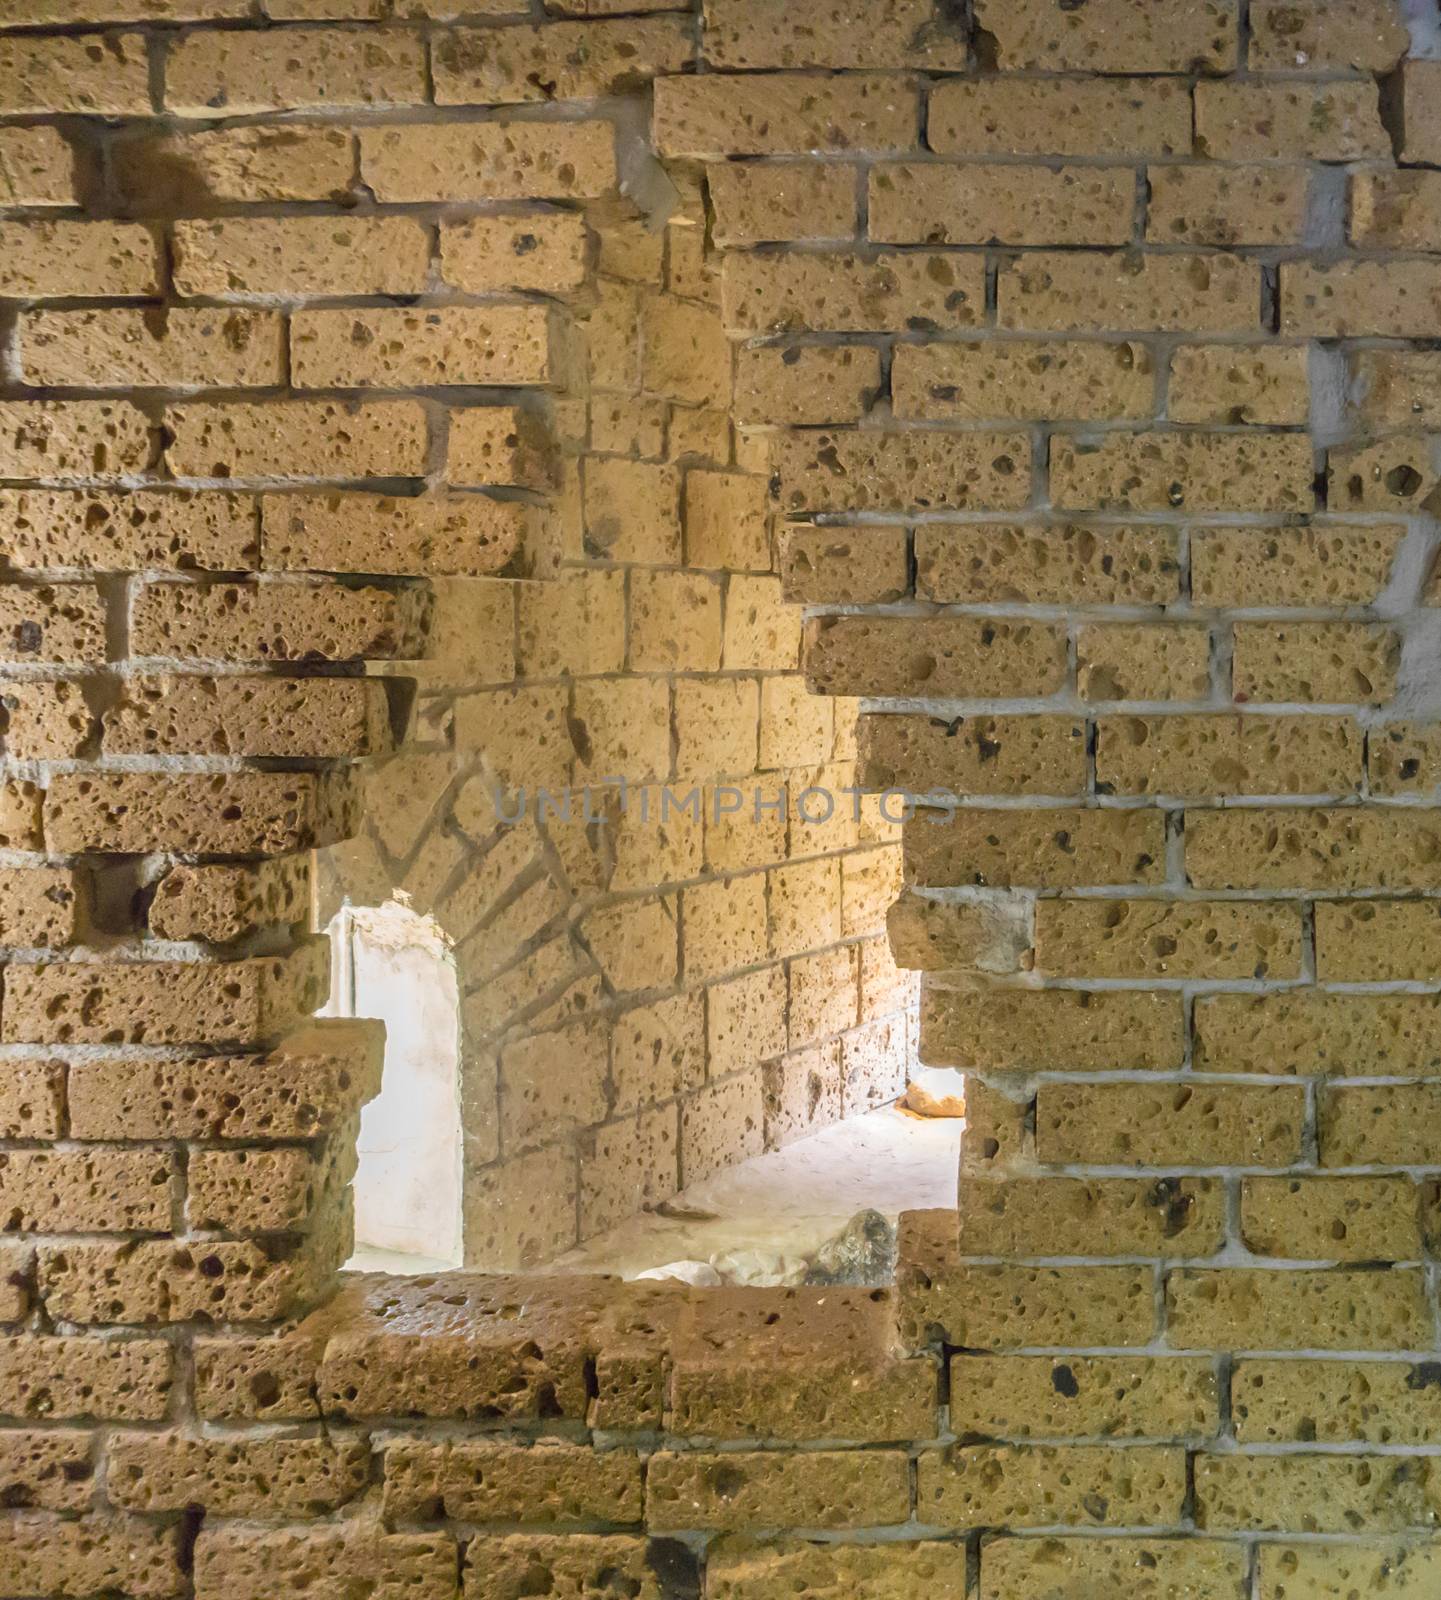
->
[1197,81,1388,159]
[646,1449,911,1530]
[973,0,1238,71]
[1232,623,1399,705]
[804,615,1064,698]
[654,73,917,158]
[1096,713,1360,797]
[1035,1081,1306,1164]
[929,78,1191,156]
[360,121,616,201]
[918,1443,1187,1529]
[1166,1268,1431,1352]
[166,26,425,114]
[1000,252,1258,334]
[870,163,1134,246]
[922,986,1184,1071]
[956,1176,1226,1258]
[951,1354,1219,1441]
[1053,433,1314,513]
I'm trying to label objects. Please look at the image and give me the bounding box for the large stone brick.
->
[1167,1269,1431,1352]
[724,251,986,335]
[1195,992,1441,1077]
[907,809,1165,890]
[360,121,617,201]
[1256,1543,1441,1599]
[0,1336,173,1422]
[870,164,1135,246]
[708,1539,965,1599]
[0,35,152,116]
[951,1355,1219,1440]
[894,344,1155,424]
[1196,1453,1436,1534]
[929,78,1191,156]
[804,616,1063,698]
[654,73,918,157]
[383,1439,642,1521]
[1234,1359,1441,1446]
[19,307,283,389]
[918,1444,1187,1529]
[860,713,1087,796]
[958,1177,1225,1258]
[981,1538,1249,1599]
[646,1450,911,1530]
[195,1527,457,1600]
[0,1514,182,1599]
[922,987,1184,1071]
[702,0,966,69]
[0,222,160,299]
[1241,1177,1423,1264]
[974,0,1238,71]
[1052,432,1314,513]
[999,252,1258,333]
[108,1433,369,1516]
[166,26,426,114]
[1036,1081,1306,1164]
[432,18,693,103]
[1197,80,1388,159]
[1096,713,1361,797]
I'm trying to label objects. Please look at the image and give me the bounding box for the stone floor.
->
[348,1101,964,1280]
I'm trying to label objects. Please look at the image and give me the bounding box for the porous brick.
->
[894,342,1155,423]
[195,1528,457,1600]
[1196,81,1389,160]
[0,35,152,116]
[781,525,909,604]
[951,1355,1219,1440]
[360,121,617,201]
[1078,622,1212,702]
[804,615,1065,699]
[734,345,881,428]
[957,1177,1226,1258]
[0,1514,182,1600]
[0,489,258,572]
[291,305,555,389]
[918,1444,1188,1529]
[1241,1176,1423,1263]
[0,1148,173,1233]
[907,808,1166,890]
[263,494,525,579]
[1192,524,1400,606]
[166,26,426,115]
[1187,807,1441,892]
[383,1439,642,1521]
[1148,164,1308,245]
[0,402,153,481]
[1195,992,1441,1077]
[1318,1084,1441,1168]
[165,401,428,480]
[1232,623,1399,705]
[441,213,589,294]
[112,125,354,206]
[708,163,858,246]
[173,216,428,298]
[973,0,1238,72]
[860,713,1087,797]
[870,164,1135,247]
[1036,1080,1307,1164]
[1352,350,1441,431]
[1053,433,1314,514]
[999,252,1259,334]
[982,1539,1249,1599]
[0,1061,65,1140]
[1166,1268,1432,1351]
[20,308,283,390]
[1331,438,1440,515]
[929,78,1191,157]
[1256,1543,1441,1598]
[3,946,327,1046]
[108,1432,369,1515]
[1282,262,1441,339]
[0,1337,173,1421]
[654,73,918,158]
[708,1540,965,1600]
[149,857,312,941]
[1096,713,1360,797]
[0,125,78,206]
[702,0,966,69]
[1,221,160,303]
[1315,900,1441,983]
[464,1536,667,1600]
[724,251,986,334]
[1195,1453,1435,1534]
[1353,170,1441,251]
[1403,60,1441,164]
[922,986,1184,1071]
[433,18,691,104]
[1370,722,1441,796]
[646,1449,911,1530]
[1234,1360,1441,1446]
[1251,0,1408,71]
[1168,344,1310,425]
[131,579,429,661]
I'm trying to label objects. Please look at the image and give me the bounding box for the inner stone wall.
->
[2,1,1441,1597]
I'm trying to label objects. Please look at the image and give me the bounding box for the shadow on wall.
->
[320,901,464,1272]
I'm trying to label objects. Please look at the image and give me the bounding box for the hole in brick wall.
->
[320,900,464,1272]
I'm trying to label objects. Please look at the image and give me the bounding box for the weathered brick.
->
[1168,343,1310,425]
[173,216,428,298]
[20,308,283,390]
[166,401,428,479]
[384,1439,641,1521]
[1167,1268,1431,1351]
[983,1539,1249,1599]
[1037,1080,1306,1164]
[919,1443,1187,1529]
[1316,900,1441,983]
[68,1021,380,1140]
[781,525,908,604]
[166,26,426,114]
[1352,170,1441,252]
[922,986,1184,1071]
[0,125,77,206]
[0,1148,173,1234]
[1187,807,1441,892]
[1148,163,1308,245]
[894,342,1155,423]
[0,34,152,116]
[953,1355,1218,1442]
[0,489,257,572]
[0,402,153,481]
[909,809,1165,891]
[870,163,1134,246]
[113,124,354,205]
[957,1176,1226,1258]
[1196,992,1441,1077]
[434,17,692,103]
[1197,80,1389,160]
[777,431,1031,514]
[1257,1543,1441,1598]
[1283,262,1441,339]
[1193,524,1399,606]
[1251,0,1408,71]
[1036,899,1302,982]
[929,77,1191,157]
[804,615,1065,699]
[262,493,525,579]
[109,1432,368,1515]
[724,251,986,334]
[1232,622,1399,705]
[646,1450,910,1530]
[735,345,880,428]
[1096,713,1361,797]
[1319,1084,1441,1168]
[0,584,106,664]
[1331,438,1440,515]
[1403,60,1441,164]
[708,1540,964,1600]
[0,1514,182,1600]
[292,305,555,389]
[1196,1453,1435,1534]
[360,121,617,201]
[654,73,918,158]
[440,213,588,294]
[196,1527,457,1600]
[1370,722,1441,796]
[1352,350,1441,431]
[46,770,357,855]
[149,857,311,942]
[1000,252,1258,333]
[1078,622,1212,702]
[1242,1176,1422,1263]
[584,458,681,562]
[702,0,965,68]
[1235,1359,1441,1446]
[708,163,858,247]
[0,1336,173,1421]
[861,713,1087,796]
[0,1060,65,1140]
[1,221,160,302]
[131,579,429,661]
[976,0,1236,70]
[1054,432,1314,513]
